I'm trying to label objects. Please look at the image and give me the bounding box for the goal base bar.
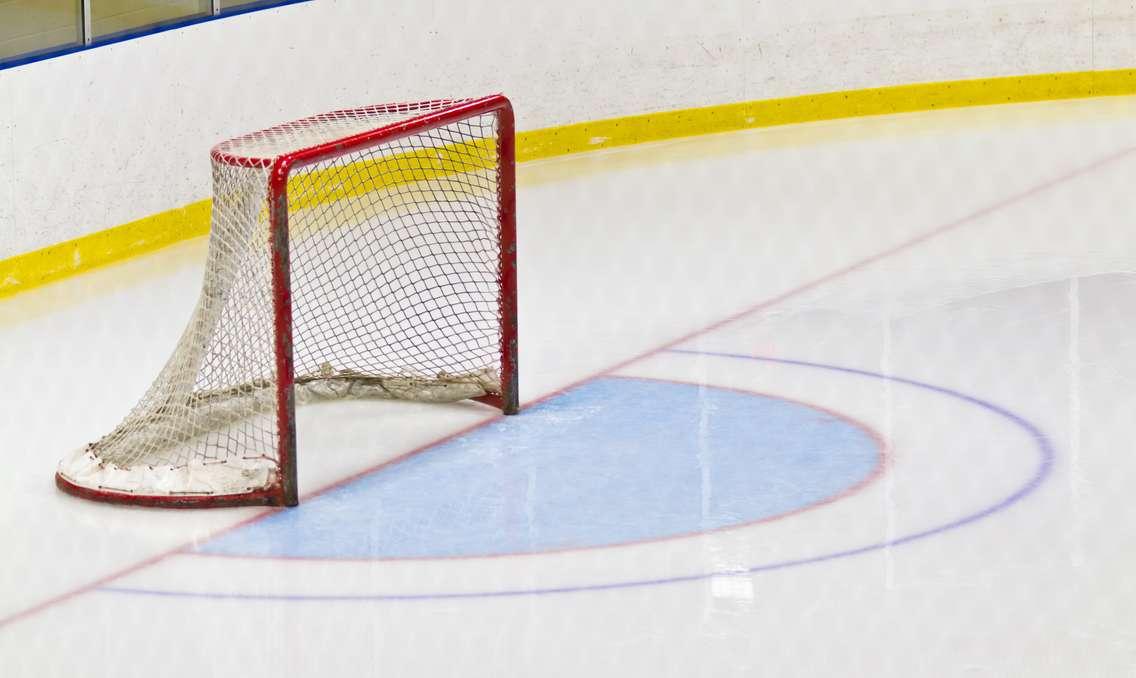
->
[473,393,519,414]
[54,472,287,508]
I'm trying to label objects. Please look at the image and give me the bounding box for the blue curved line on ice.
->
[196,376,881,559]
[100,353,1054,602]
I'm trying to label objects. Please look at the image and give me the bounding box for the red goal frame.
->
[56,95,518,508]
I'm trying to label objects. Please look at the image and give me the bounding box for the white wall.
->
[0,0,1133,258]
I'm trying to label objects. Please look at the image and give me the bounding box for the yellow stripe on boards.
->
[516,69,1136,160]
[0,200,211,299]
[2,68,1134,300]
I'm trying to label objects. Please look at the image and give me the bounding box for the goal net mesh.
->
[58,101,506,502]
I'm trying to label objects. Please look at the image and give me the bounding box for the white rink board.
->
[2,0,1135,256]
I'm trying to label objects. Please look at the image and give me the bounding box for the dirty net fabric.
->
[57,102,505,500]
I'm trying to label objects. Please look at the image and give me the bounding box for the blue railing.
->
[0,0,311,71]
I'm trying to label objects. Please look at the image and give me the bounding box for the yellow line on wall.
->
[1,200,212,300]
[2,68,1133,300]
[517,69,1136,160]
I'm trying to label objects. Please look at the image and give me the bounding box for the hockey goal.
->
[56,94,518,508]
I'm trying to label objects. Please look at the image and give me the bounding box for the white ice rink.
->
[2,96,1135,676]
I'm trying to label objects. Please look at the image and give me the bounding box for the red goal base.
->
[55,472,288,508]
